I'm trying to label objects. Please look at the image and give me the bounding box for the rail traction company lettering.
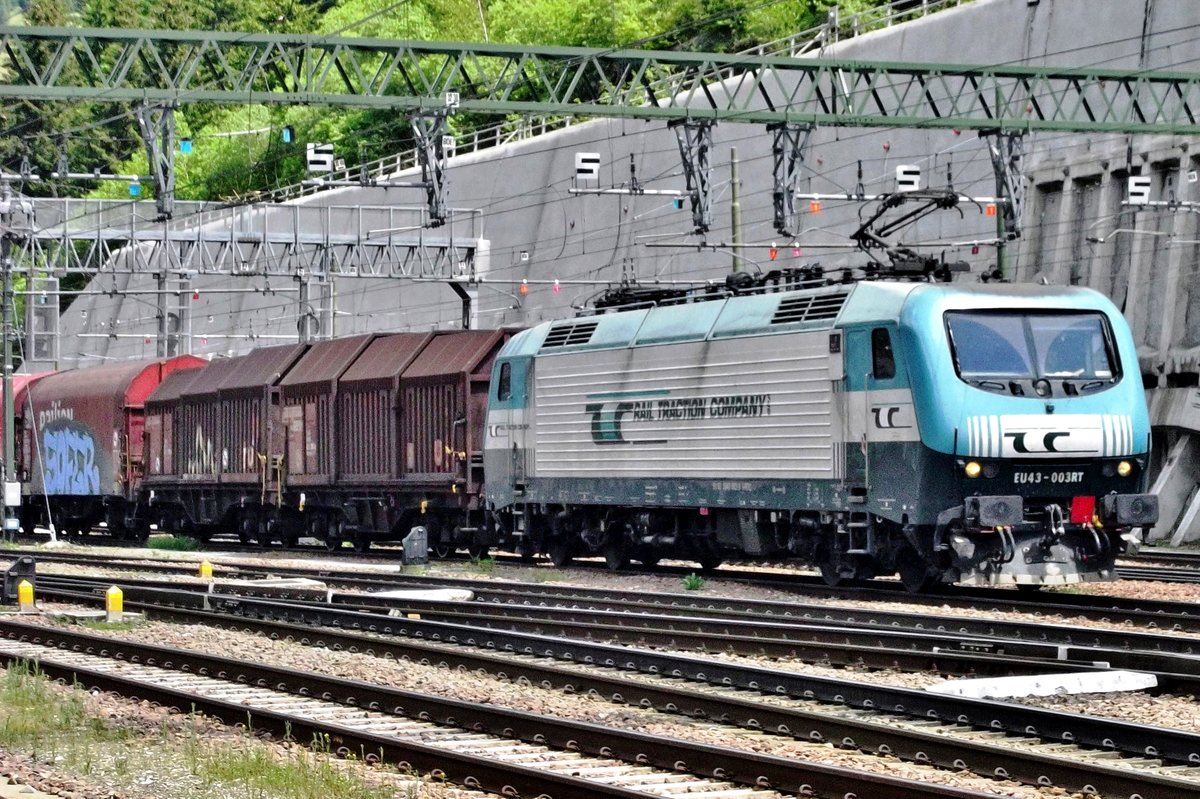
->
[633,394,771,422]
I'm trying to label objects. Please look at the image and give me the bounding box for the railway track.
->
[32,572,1200,695]
[20,577,1200,798]
[16,546,1200,636]
[17,533,1200,586]
[0,617,1000,799]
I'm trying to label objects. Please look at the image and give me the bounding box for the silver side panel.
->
[532,334,839,479]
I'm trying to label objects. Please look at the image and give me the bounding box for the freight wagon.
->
[18,355,205,538]
[139,330,508,550]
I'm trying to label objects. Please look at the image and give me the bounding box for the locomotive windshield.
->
[945,311,1117,382]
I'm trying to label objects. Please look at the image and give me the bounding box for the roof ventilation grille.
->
[771,291,849,325]
[542,320,599,349]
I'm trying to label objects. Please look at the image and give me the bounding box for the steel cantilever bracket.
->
[137,103,177,221]
[770,122,813,237]
[670,120,714,233]
[411,111,450,227]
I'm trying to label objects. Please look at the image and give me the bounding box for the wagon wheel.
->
[637,551,661,568]
[323,517,343,551]
[466,543,488,561]
[896,546,939,593]
[238,513,257,545]
[696,542,723,573]
[427,521,452,559]
[603,534,629,571]
[256,517,275,547]
[817,547,848,587]
[352,532,372,553]
[548,536,573,568]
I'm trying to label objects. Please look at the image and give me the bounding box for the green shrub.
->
[147,535,200,551]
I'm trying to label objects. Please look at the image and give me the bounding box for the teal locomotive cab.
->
[839,323,920,512]
[483,328,540,551]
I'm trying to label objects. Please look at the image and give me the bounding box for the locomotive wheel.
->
[896,547,939,593]
[818,556,847,587]
[548,537,573,568]
[603,537,629,571]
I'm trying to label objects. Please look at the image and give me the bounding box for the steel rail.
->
[14,547,1200,630]
[24,584,1200,798]
[28,578,1200,771]
[33,568,1200,667]
[0,618,1000,799]
[38,572,1110,679]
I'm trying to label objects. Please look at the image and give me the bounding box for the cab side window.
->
[497,362,512,401]
[871,328,896,380]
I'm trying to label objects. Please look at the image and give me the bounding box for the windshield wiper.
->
[968,379,1008,393]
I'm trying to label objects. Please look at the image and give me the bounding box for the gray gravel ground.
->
[5,543,1200,798]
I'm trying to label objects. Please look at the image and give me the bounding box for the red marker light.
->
[985,204,997,217]
[768,247,778,261]
[809,200,822,213]
[552,279,561,294]
[519,280,529,296]
[192,291,200,301]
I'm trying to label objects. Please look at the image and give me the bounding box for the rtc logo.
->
[1003,430,1080,454]
[586,401,631,445]
[871,406,911,429]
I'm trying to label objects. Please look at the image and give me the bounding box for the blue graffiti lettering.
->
[42,427,101,495]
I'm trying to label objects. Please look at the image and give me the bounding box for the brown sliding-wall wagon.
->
[140,330,509,551]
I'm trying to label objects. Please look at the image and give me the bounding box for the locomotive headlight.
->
[964,461,982,478]
[1117,460,1133,477]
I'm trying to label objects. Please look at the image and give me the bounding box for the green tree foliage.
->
[319,0,436,38]
[4,0,894,201]
[490,0,680,49]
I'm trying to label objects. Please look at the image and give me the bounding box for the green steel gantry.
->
[2,25,1199,133]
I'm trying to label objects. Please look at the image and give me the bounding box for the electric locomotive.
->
[482,278,1158,589]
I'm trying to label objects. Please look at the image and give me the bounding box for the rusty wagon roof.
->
[279,334,373,390]
[180,343,307,398]
[338,333,434,384]
[401,330,504,379]
[146,362,208,406]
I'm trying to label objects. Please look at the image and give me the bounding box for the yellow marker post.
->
[199,560,213,580]
[16,579,34,613]
[106,586,123,623]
